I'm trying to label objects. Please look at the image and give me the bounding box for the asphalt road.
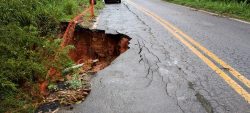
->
[60,0,250,113]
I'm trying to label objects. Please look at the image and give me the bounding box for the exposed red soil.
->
[40,23,131,95]
[37,26,131,112]
[69,28,130,72]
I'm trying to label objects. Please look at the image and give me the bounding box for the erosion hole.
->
[61,23,131,72]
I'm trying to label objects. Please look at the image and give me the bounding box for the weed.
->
[67,74,83,90]
[0,0,104,112]
[48,83,58,91]
[164,0,250,21]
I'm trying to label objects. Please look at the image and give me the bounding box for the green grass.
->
[0,0,104,112]
[164,0,250,22]
[95,0,105,13]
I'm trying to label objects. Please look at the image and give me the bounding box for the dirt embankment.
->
[36,24,131,113]
[69,26,131,72]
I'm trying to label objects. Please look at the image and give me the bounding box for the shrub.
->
[0,0,92,112]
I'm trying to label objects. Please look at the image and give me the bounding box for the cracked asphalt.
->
[59,0,250,113]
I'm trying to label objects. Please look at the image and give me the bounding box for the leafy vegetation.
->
[66,74,83,90]
[164,0,250,22]
[0,0,104,112]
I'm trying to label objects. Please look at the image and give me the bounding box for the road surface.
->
[60,0,250,113]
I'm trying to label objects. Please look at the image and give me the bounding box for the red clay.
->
[61,7,91,47]
[40,5,130,95]
[69,29,127,72]
[119,37,129,53]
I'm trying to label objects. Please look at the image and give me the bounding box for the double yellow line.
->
[126,0,250,103]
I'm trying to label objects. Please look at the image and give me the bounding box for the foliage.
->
[95,0,105,12]
[0,0,104,112]
[66,74,83,90]
[48,83,58,91]
[0,24,45,93]
[165,0,250,21]
[41,39,74,73]
[211,0,249,3]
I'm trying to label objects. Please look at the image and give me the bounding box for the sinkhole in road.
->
[36,25,131,113]
[36,22,131,112]
[61,23,131,72]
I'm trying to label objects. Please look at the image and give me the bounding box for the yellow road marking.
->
[151,9,250,89]
[127,0,250,89]
[127,0,250,103]
[179,31,250,89]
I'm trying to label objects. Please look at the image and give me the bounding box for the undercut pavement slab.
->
[59,1,250,113]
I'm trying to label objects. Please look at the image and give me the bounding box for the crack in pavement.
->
[125,2,225,111]
[125,3,191,112]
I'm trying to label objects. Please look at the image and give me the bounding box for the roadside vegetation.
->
[0,0,103,112]
[164,0,250,22]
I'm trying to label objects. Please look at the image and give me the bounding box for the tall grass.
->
[165,0,250,21]
[0,0,104,112]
